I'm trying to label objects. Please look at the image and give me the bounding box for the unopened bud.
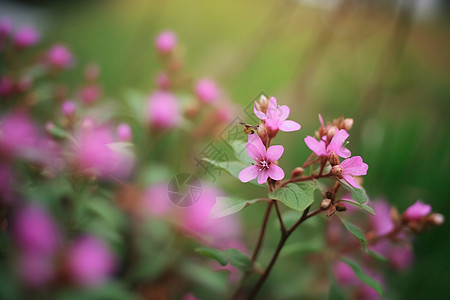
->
[326,204,336,216]
[335,203,347,212]
[255,95,269,114]
[330,165,343,176]
[390,207,400,224]
[320,198,332,210]
[257,123,268,145]
[342,118,354,131]
[329,152,340,166]
[427,213,445,226]
[291,167,304,178]
[327,126,337,140]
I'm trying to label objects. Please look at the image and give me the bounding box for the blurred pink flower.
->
[117,123,132,142]
[0,18,12,37]
[370,200,394,236]
[388,245,413,270]
[0,111,38,155]
[254,97,301,135]
[80,84,102,104]
[143,182,172,216]
[404,200,431,220]
[333,261,357,285]
[67,235,116,288]
[195,79,219,103]
[13,205,60,255]
[155,30,177,54]
[239,134,285,184]
[47,44,73,69]
[14,26,39,48]
[155,72,170,89]
[0,76,13,97]
[304,129,351,158]
[147,91,181,129]
[339,156,368,188]
[62,100,76,116]
[17,252,55,287]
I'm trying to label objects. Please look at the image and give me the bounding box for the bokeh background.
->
[1,0,450,299]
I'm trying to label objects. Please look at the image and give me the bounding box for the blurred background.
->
[1,0,449,299]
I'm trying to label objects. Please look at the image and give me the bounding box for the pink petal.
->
[342,174,360,188]
[257,171,269,184]
[278,105,290,121]
[304,136,327,156]
[268,97,277,111]
[336,147,351,159]
[267,164,284,181]
[247,134,266,156]
[239,165,259,182]
[404,200,431,220]
[341,156,368,176]
[266,145,284,162]
[254,103,267,120]
[279,120,301,132]
[330,129,349,146]
[246,144,264,162]
[318,114,324,128]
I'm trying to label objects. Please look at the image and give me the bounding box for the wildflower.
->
[155,30,177,54]
[304,129,351,158]
[370,200,394,236]
[195,78,219,103]
[66,235,116,287]
[47,44,73,69]
[147,90,181,129]
[61,100,76,116]
[239,134,285,184]
[80,84,102,104]
[117,123,132,142]
[254,97,300,136]
[404,200,431,221]
[339,156,368,188]
[14,26,39,48]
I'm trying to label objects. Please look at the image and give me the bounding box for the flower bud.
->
[155,30,177,54]
[335,203,347,212]
[291,167,304,178]
[326,204,336,216]
[341,118,354,131]
[329,152,340,166]
[327,126,337,140]
[117,123,132,142]
[426,213,444,226]
[330,165,343,176]
[320,198,332,210]
[61,100,76,116]
[195,79,219,104]
[255,95,269,114]
[257,123,268,145]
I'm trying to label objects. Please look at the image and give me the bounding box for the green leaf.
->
[195,247,251,272]
[46,124,69,139]
[210,197,262,218]
[342,257,384,297]
[339,217,368,252]
[339,200,375,215]
[339,179,367,204]
[268,183,316,212]
[230,140,254,165]
[202,158,261,186]
[368,250,388,262]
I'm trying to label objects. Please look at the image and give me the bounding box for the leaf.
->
[339,217,368,252]
[268,183,316,212]
[195,247,251,272]
[210,197,261,218]
[339,179,367,204]
[202,158,260,186]
[339,200,375,215]
[368,250,388,262]
[230,140,254,165]
[342,257,384,297]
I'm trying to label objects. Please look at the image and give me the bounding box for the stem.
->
[251,201,274,262]
[279,172,332,188]
[274,201,287,233]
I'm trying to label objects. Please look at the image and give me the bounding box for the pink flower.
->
[147,90,181,129]
[155,30,177,54]
[155,72,170,89]
[61,100,76,116]
[339,156,368,188]
[0,76,13,97]
[13,205,60,255]
[239,134,285,184]
[254,97,300,135]
[333,261,357,285]
[304,129,351,158]
[67,235,116,287]
[388,245,413,270]
[195,78,219,103]
[80,84,102,104]
[370,200,394,236]
[143,182,172,217]
[0,111,38,154]
[117,123,132,142]
[14,26,39,48]
[47,44,73,69]
[404,200,431,220]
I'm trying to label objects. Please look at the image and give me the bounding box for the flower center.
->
[258,160,270,171]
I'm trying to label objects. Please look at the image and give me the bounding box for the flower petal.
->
[238,165,259,183]
[257,170,269,184]
[330,129,349,146]
[342,174,360,188]
[336,147,351,159]
[318,114,324,128]
[254,103,267,120]
[278,105,290,121]
[279,120,301,132]
[266,145,284,162]
[247,134,266,155]
[341,156,368,176]
[268,97,277,111]
[267,164,284,181]
[304,136,327,156]
[246,144,263,161]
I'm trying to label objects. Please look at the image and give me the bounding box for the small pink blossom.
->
[404,200,431,220]
[47,44,73,69]
[80,84,102,104]
[370,200,394,236]
[304,129,351,158]
[339,156,368,188]
[0,111,38,154]
[117,123,132,142]
[155,72,170,89]
[67,235,116,288]
[61,100,76,116]
[143,182,172,217]
[147,90,181,129]
[239,134,285,184]
[333,261,357,285]
[155,30,177,54]
[14,26,39,48]
[254,97,300,135]
[195,78,219,103]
